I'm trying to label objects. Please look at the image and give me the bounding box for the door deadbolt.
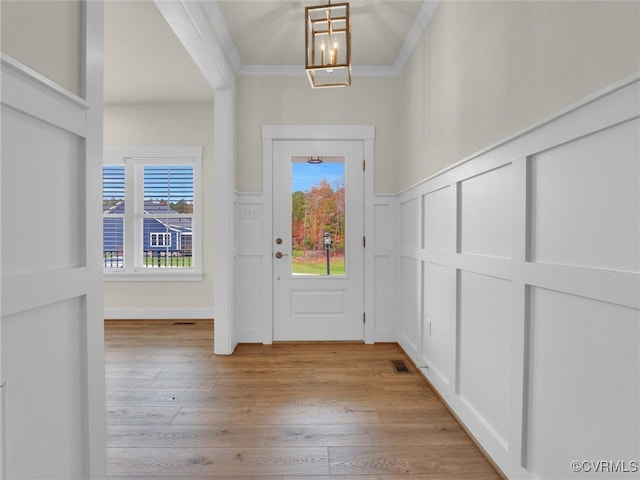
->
[275,238,283,244]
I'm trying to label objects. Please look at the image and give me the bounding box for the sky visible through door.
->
[291,159,345,275]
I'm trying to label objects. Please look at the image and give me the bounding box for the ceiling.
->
[104,0,214,103]
[104,0,430,104]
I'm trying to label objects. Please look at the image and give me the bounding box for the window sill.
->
[104,270,204,282]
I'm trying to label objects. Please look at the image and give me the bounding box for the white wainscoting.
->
[397,76,639,479]
[1,36,106,478]
[235,193,266,342]
[2,57,89,479]
[369,195,398,342]
[234,192,398,344]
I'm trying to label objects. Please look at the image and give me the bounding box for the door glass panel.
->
[291,157,345,276]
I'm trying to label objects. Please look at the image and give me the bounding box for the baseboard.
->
[104,308,215,320]
[236,329,263,343]
[399,344,510,480]
[373,328,397,343]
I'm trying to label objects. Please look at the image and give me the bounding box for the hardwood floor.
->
[105,320,502,479]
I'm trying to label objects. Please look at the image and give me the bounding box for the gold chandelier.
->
[305,1,351,88]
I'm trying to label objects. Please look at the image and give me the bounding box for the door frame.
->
[272,140,365,341]
[261,125,376,345]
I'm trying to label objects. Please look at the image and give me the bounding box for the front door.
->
[273,140,364,341]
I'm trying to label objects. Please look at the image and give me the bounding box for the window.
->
[150,232,171,247]
[103,147,202,280]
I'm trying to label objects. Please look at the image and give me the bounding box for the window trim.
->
[149,232,172,247]
[103,146,203,282]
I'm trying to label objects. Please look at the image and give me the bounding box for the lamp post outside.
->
[323,232,331,275]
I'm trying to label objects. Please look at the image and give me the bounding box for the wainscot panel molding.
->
[234,190,397,345]
[1,4,107,475]
[397,75,639,480]
[235,193,266,343]
[369,195,399,342]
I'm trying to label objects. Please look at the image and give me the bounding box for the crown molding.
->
[239,64,398,78]
[393,0,439,74]
[239,64,302,76]
[205,0,438,79]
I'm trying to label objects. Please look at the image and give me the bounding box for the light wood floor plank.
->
[105,320,502,479]
[106,406,181,426]
[107,424,269,448]
[108,422,471,449]
[106,378,215,392]
[108,447,329,476]
[172,404,381,426]
[105,367,164,379]
[328,445,499,476]
[112,476,500,480]
[262,423,472,448]
[283,475,501,480]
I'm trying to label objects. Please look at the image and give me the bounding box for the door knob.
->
[275,251,289,259]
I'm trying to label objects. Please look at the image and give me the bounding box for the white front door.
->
[273,140,364,341]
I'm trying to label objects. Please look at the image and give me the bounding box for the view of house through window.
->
[291,158,345,275]
[103,153,199,274]
[142,165,194,268]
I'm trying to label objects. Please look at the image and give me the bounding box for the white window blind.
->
[103,165,125,268]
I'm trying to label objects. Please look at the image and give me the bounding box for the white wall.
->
[233,76,402,343]
[395,3,640,477]
[103,103,215,319]
[235,126,396,344]
[235,76,398,194]
[233,76,402,342]
[397,0,640,191]
[1,1,106,477]
[1,0,82,96]
[397,78,639,479]
[235,192,399,344]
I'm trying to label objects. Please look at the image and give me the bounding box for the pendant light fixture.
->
[305,1,351,88]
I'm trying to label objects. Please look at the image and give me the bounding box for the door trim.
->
[262,125,376,344]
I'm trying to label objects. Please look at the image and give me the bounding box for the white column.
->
[83,0,107,477]
[0,2,4,475]
[213,88,236,354]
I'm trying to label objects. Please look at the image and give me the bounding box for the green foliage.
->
[143,255,192,267]
[292,257,345,275]
[170,199,193,214]
[292,191,306,222]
